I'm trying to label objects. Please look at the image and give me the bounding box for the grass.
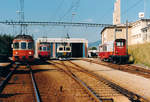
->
[128,43,150,67]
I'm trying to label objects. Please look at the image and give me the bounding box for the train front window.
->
[21,42,26,49]
[39,47,42,51]
[116,42,124,47]
[59,47,63,51]
[43,47,47,51]
[28,42,33,49]
[66,47,70,51]
[13,42,19,49]
[47,47,50,51]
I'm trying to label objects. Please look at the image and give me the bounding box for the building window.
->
[115,29,122,32]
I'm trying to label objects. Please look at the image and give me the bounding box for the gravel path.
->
[72,60,150,101]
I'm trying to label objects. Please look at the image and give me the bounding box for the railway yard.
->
[1,0,150,102]
[0,58,150,102]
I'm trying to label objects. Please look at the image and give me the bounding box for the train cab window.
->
[66,47,70,51]
[116,42,124,47]
[59,47,63,51]
[13,42,19,49]
[21,42,27,49]
[39,47,42,51]
[47,47,50,51]
[43,47,47,51]
[28,42,33,49]
[103,46,107,51]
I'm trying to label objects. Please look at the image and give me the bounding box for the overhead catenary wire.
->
[59,0,80,21]
[122,0,143,17]
[50,0,65,21]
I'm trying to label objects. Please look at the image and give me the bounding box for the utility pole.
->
[16,0,25,35]
[113,25,117,53]
[126,20,128,54]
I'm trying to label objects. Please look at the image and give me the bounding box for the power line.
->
[50,0,65,21]
[59,0,80,21]
[122,0,143,17]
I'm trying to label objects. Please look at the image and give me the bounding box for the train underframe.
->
[57,52,71,58]
[39,55,50,60]
[109,55,129,64]
[13,55,34,64]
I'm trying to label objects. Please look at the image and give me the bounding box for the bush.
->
[128,43,150,67]
[0,34,14,57]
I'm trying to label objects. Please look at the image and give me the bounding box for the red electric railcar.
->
[38,42,51,59]
[12,35,34,62]
[99,39,129,64]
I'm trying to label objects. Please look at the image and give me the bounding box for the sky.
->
[0,0,150,42]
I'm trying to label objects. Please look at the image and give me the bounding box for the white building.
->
[141,24,150,42]
[130,19,150,45]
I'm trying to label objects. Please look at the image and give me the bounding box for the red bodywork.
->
[38,44,51,59]
[12,35,34,62]
[113,40,127,56]
[99,39,128,62]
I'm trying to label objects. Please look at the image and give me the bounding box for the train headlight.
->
[15,52,18,55]
[29,52,32,55]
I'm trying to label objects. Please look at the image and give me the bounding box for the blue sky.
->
[0,0,150,42]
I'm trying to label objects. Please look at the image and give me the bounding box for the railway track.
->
[51,60,149,102]
[0,63,17,93]
[50,60,110,102]
[0,64,41,102]
[83,58,150,79]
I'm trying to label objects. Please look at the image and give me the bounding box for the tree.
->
[91,46,97,50]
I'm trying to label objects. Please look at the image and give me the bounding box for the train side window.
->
[103,46,107,51]
[13,42,19,49]
[28,42,33,49]
[21,42,26,49]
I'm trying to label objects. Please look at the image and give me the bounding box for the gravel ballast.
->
[72,60,150,100]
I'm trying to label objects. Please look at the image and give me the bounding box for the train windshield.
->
[59,47,63,51]
[13,42,19,49]
[66,47,70,51]
[47,47,50,51]
[21,42,26,49]
[28,42,33,49]
[43,47,47,51]
[116,42,124,47]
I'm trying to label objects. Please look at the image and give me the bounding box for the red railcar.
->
[12,35,34,62]
[99,39,129,64]
[38,42,51,59]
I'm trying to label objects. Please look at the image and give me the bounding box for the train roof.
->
[14,35,33,40]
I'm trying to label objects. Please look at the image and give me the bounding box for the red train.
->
[12,35,34,62]
[38,42,51,59]
[99,39,129,64]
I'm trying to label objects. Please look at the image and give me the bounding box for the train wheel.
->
[113,60,117,64]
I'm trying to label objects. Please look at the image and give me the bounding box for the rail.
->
[51,61,105,102]
[29,65,41,102]
[0,63,17,93]
[53,60,149,102]
[83,59,150,79]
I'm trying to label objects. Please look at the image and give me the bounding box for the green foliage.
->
[89,46,97,50]
[128,43,150,67]
[0,34,14,57]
